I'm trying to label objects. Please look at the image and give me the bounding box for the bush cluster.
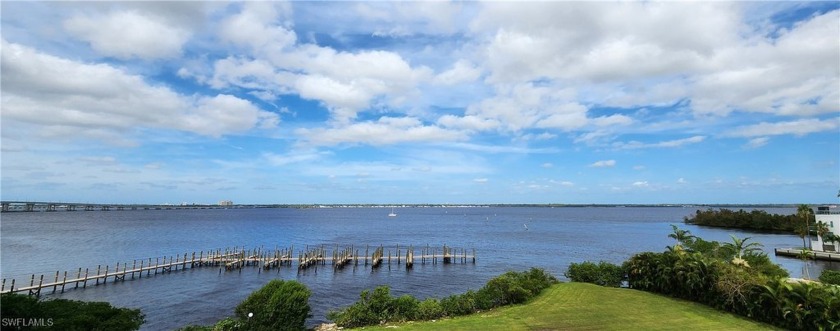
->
[564,261,623,287]
[179,279,311,331]
[819,269,840,285]
[328,267,558,328]
[0,293,145,330]
[620,240,838,329]
[684,208,800,233]
[567,225,839,330]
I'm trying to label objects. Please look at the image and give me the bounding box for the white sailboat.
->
[388,207,397,217]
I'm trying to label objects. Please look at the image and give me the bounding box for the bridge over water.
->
[0,201,269,212]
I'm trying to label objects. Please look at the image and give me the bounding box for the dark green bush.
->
[476,273,530,307]
[235,279,311,331]
[327,286,394,327]
[416,298,443,320]
[440,290,478,317]
[819,269,840,285]
[623,232,840,330]
[0,293,145,330]
[329,268,558,328]
[390,295,420,322]
[565,261,624,287]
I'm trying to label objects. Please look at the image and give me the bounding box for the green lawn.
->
[361,282,780,331]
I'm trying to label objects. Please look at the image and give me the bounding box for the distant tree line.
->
[684,208,803,233]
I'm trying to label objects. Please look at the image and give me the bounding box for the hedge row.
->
[327,267,558,328]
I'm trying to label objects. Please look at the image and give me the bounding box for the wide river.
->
[1,206,837,330]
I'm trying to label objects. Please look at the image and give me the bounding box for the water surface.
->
[1,207,835,329]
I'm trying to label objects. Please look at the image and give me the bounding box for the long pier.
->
[774,248,840,262]
[0,201,281,212]
[1,244,475,297]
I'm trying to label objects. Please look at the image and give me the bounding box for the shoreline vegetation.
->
[684,208,803,233]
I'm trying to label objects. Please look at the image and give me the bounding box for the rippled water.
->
[1,206,836,330]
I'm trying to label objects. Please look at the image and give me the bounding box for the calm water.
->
[1,207,836,330]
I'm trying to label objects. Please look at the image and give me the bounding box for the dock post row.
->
[1,244,476,297]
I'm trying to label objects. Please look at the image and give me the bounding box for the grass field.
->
[362,282,780,330]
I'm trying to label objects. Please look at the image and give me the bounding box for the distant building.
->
[219,200,233,206]
[812,205,840,252]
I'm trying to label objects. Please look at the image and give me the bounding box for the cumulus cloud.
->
[434,60,482,85]
[295,116,466,147]
[614,136,706,150]
[437,114,500,132]
[590,160,616,168]
[64,10,191,59]
[745,137,770,149]
[725,118,839,138]
[1,40,279,142]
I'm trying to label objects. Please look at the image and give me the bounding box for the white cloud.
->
[614,136,706,149]
[590,160,616,168]
[745,137,770,149]
[633,181,650,187]
[473,178,488,183]
[677,178,688,184]
[591,114,634,127]
[1,40,279,142]
[218,2,296,52]
[726,118,839,138]
[437,114,500,132]
[434,60,482,85]
[64,10,191,59]
[541,163,553,168]
[295,116,466,147]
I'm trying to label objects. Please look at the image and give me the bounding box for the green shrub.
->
[327,286,394,328]
[0,293,145,330]
[235,279,311,331]
[329,268,557,328]
[391,295,420,322]
[416,298,443,320]
[565,261,624,287]
[476,273,530,307]
[819,269,840,285]
[440,291,478,316]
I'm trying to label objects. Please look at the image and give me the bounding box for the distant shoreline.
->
[1,201,816,213]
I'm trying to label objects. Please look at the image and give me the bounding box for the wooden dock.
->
[1,244,475,297]
[774,248,840,262]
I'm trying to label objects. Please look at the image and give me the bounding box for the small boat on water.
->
[388,207,397,217]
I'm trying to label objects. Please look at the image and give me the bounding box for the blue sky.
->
[1,1,838,205]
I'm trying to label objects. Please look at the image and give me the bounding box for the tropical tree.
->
[823,233,839,252]
[796,204,813,249]
[723,235,763,260]
[668,224,695,248]
[815,221,830,249]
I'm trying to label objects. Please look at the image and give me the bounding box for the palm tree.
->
[795,204,813,249]
[724,235,763,259]
[823,233,839,252]
[668,224,695,247]
[815,221,830,251]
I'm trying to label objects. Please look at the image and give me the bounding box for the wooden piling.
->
[53,271,59,293]
[82,268,89,288]
[61,271,67,293]
[75,268,81,288]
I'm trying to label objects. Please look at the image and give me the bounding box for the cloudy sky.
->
[1,1,838,205]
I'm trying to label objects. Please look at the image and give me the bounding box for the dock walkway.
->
[774,248,840,262]
[1,244,475,296]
